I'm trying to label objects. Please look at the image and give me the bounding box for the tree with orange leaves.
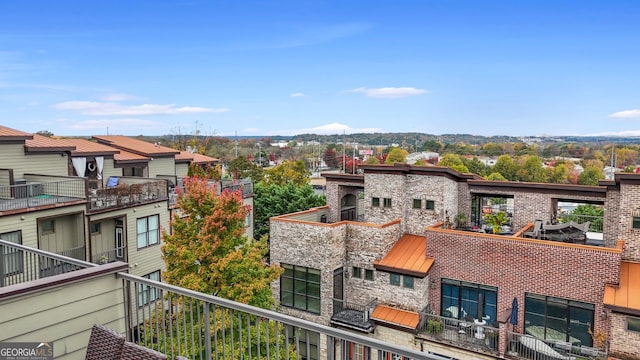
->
[162,176,282,308]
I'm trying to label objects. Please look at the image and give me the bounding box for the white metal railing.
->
[0,179,86,211]
[119,273,444,360]
[418,313,499,356]
[0,239,94,287]
[506,331,606,360]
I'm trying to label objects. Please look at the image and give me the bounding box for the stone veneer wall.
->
[344,221,428,310]
[365,173,406,226]
[615,182,640,261]
[270,219,347,325]
[425,228,621,337]
[403,174,459,235]
[608,312,640,360]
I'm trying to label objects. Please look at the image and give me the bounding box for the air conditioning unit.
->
[27,182,43,197]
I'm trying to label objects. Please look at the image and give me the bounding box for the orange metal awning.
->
[371,304,420,330]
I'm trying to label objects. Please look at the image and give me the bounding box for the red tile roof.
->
[374,234,434,277]
[371,305,420,330]
[62,138,120,156]
[0,125,33,141]
[93,135,179,156]
[604,261,640,312]
[24,134,76,152]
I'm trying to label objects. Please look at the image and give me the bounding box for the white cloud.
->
[62,118,163,131]
[243,127,261,133]
[347,86,428,99]
[98,93,142,102]
[53,101,228,116]
[290,93,305,98]
[609,109,640,119]
[584,130,640,137]
[264,122,382,136]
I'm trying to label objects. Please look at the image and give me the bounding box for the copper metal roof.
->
[63,138,120,156]
[0,125,33,141]
[373,234,434,277]
[175,151,195,162]
[370,304,420,330]
[114,149,150,162]
[604,261,640,313]
[93,135,179,156]
[191,152,219,164]
[24,134,76,152]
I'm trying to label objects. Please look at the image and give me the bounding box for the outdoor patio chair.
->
[120,341,168,360]
[524,220,543,238]
[85,323,125,360]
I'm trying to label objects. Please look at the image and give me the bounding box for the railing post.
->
[204,302,212,359]
[0,244,5,287]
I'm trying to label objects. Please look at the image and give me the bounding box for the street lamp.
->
[256,142,262,167]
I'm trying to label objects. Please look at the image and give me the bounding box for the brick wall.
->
[604,187,621,248]
[425,228,621,337]
[608,312,640,360]
[615,182,640,261]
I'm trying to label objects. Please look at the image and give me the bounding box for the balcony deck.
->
[0,178,86,214]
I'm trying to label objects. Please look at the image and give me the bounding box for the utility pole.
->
[234,131,238,158]
[343,130,346,174]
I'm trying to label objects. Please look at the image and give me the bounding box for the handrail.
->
[117,272,443,360]
[0,239,96,268]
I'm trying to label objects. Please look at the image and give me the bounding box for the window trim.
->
[365,269,374,281]
[90,223,101,235]
[353,266,362,279]
[41,220,55,235]
[627,316,640,332]
[137,214,160,249]
[390,273,401,286]
[280,264,321,314]
[372,197,380,207]
[632,216,640,230]
[383,198,392,208]
[425,200,435,210]
[403,275,414,289]
[412,199,422,209]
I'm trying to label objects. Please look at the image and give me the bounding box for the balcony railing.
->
[331,298,377,332]
[55,245,86,261]
[417,313,500,357]
[506,331,606,360]
[88,178,168,212]
[218,178,253,198]
[91,247,126,264]
[557,214,604,233]
[119,273,440,360]
[0,178,86,212]
[0,239,93,287]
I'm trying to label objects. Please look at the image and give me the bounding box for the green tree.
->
[421,139,442,152]
[438,153,469,173]
[162,177,282,306]
[516,155,546,183]
[385,147,408,164]
[365,156,381,165]
[578,166,604,186]
[486,172,507,181]
[228,156,263,183]
[253,183,326,240]
[262,160,310,186]
[493,155,518,181]
[483,211,510,234]
[548,163,571,184]
[559,204,604,232]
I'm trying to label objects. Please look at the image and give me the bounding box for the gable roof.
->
[374,234,434,277]
[93,135,179,157]
[114,149,150,163]
[24,134,76,152]
[0,125,33,141]
[371,305,420,330]
[604,261,640,314]
[62,138,120,156]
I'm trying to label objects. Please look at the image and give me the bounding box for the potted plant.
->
[455,213,468,229]
[486,329,498,349]
[426,317,444,335]
[483,211,510,234]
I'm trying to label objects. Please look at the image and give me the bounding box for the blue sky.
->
[1,0,639,137]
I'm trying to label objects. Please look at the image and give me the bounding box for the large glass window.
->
[137,215,159,248]
[441,279,497,323]
[0,231,23,275]
[280,264,321,314]
[138,270,161,306]
[628,317,640,332]
[524,293,594,347]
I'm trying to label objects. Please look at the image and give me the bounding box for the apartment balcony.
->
[330,298,377,332]
[418,313,500,357]
[1,240,437,360]
[90,246,126,264]
[506,331,606,360]
[88,177,168,213]
[0,176,86,214]
[218,178,253,198]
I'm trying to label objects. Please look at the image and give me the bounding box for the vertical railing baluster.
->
[204,302,212,360]
[326,335,334,360]
[168,292,174,359]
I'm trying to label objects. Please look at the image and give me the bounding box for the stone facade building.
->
[270,163,640,360]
